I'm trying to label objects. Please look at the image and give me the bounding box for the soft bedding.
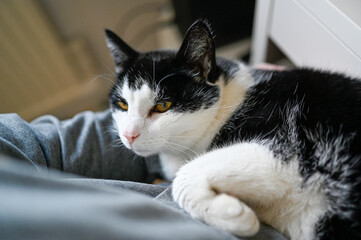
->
[0,110,286,240]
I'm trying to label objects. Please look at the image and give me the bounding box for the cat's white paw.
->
[172,163,260,237]
[204,193,260,237]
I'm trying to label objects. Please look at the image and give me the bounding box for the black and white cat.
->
[105,20,361,239]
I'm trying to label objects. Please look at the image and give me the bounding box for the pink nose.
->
[123,132,140,144]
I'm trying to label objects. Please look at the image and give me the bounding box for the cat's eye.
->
[118,101,128,111]
[156,101,172,113]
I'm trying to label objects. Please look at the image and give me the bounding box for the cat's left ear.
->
[105,29,138,73]
[176,20,217,84]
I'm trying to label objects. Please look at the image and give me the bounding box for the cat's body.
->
[105,20,361,239]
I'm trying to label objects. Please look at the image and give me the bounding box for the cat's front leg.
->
[172,142,291,237]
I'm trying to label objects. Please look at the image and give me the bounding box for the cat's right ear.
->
[176,20,217,84]
[105,29,138,73]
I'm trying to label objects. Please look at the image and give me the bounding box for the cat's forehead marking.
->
[125,69,152,91]
[121,81,155,116]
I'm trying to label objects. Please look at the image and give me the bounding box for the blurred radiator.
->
[0,0,106,120]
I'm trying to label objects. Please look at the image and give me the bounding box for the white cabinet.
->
[251,0,361,77]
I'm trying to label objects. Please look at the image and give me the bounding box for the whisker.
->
[164,144,185,159]
[164,143,194,160]
[138,138,193,159]
[152,58,155,82]
[155,73,177,94]
[101,61,121,81]
[159,139,200,157]
[88,73,115,87]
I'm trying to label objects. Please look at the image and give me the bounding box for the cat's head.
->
[106,20,222,157]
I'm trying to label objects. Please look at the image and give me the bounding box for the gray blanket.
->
[0,110,286,240]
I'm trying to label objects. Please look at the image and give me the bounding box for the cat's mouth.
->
[120,135,156,157]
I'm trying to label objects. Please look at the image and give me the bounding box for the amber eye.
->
[118,101,128,111]
[156,101,172,113]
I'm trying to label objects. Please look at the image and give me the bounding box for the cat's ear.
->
[176,20,217,84]
[105,29,138,73]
